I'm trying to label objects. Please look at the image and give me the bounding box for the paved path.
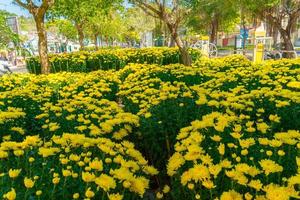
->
[10,66,28,73]
[218,49,254,60]
[0,66,28,76]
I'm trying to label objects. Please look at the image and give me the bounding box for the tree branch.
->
[134,0,162,17]
[14,0,29,9]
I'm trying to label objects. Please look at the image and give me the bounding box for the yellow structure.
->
[253,24,267,62]
[254,43,264,62]
[201,35,210,57]
[201,36,210,41]
[254,31,266,38]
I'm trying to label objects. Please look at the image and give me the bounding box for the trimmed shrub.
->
[26,48,201,74]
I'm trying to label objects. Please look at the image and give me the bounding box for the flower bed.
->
[1,55,300,200]
[26,48,201,74]
[0,71,157,200]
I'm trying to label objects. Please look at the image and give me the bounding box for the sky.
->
[0,0,130,16]
[0,0,30,16]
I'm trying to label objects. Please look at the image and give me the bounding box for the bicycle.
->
[190,40,218,57]
[264,49,282,60]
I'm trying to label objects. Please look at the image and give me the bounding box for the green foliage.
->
[49,0,123,46]
[50,0,118,22]
[117,56,300,198]
[0,10,19,48]
[85,10,125,42]
[242,0,279,13]
[0,71,154,200]
[26,48,202,74]
[123,7,156,42]
[47,19,78,42]
[1,55,300,199]
[184,0,239,35]
[19,16,35,32]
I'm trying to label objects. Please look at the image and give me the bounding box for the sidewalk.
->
[10,66,28,73]
[0,65,28,76]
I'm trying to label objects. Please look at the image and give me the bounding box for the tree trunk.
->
[169,26,192,65]
[100,35,103,47]
[178,45,192,66]
[253,17,258,29]
[167,23,192,66]
[266,18,273,37]
[272,26,279,46]
[169,37,176,47]
[105,36,109,47]
[174,36,191,66]
[265,8,300,58]
[35,17,50,74]
[210,16,218,44]
[94,33,98,51]
[76,22,84,50]
[279,28,295,58]
[164,24,168,46]
[65,39,69,52]
[173,34,191,66]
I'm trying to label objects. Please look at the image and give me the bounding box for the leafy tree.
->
[243,0,300,57]
[130,0,192,66]
[185,0,239,44]
[19,16,36,32]
[85,8,125,49]
[13,0,54,74]
[47,19,77,46]
[123,7,156,46]
[51,0,122,50]
[0,10,19,48]
[85,11,105,50]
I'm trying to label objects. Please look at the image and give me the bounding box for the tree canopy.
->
[47,19,77,43]
[185,0,239,43]
[0,10,19,48]
[50,0,123,49]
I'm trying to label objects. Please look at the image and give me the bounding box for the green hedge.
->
[26,47,201,74]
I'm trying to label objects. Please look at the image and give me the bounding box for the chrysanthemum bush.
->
[118,63,211,173]
[0,134,158,199]
[0,71,120,141]
[26,47,201,74]
[167,112,299,200]
[1,54,300,199]
[163,57,300,199]
[0,70,158,200]
[118,56,300,199]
